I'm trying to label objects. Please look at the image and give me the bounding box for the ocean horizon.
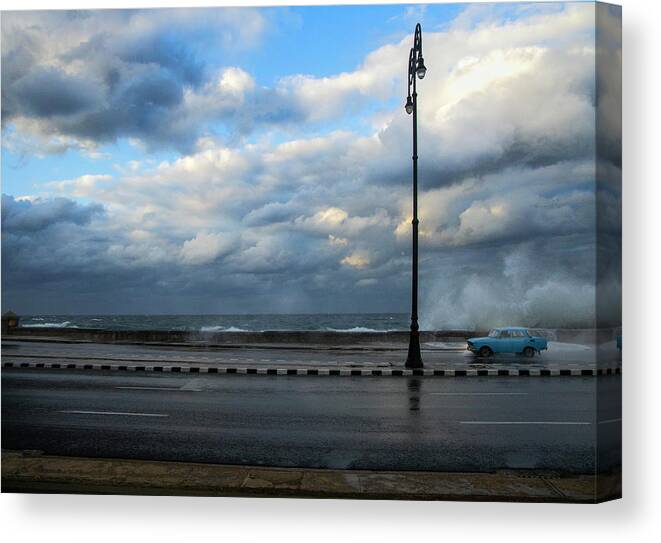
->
[18,313,418,333]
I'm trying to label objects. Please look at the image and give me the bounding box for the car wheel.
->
[523,347,535,358]
[479,346,493,358]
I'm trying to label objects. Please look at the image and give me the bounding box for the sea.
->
[19,313,411,333]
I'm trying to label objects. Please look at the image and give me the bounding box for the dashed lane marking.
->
[59,410,168,417]
[430,392,529,396]
[459,420,590,425]
[114,386,201,392]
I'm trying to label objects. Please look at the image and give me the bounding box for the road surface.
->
[1,338,619,370]
[1,368,621,473]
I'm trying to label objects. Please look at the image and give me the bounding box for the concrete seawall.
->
[3,326,619,345]
[4,327,478,345]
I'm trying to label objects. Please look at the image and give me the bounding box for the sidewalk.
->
[1,451,620,502]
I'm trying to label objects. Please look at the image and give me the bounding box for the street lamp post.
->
[405,23,427,369]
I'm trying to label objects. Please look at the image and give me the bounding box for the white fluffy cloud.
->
[180,231,235,265]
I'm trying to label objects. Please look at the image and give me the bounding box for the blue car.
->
[467,327,548,358]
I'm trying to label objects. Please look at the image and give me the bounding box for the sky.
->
[0,2,622,328]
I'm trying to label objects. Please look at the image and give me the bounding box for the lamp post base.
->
[405,331,424,369]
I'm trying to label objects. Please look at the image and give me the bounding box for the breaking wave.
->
[324,327,387,333]
[200,325,249,332]
[421,245,621,330]
[23,321,76,328]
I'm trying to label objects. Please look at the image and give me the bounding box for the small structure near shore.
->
[2,311,20,334]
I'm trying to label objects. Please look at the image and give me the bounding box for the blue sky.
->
[1,3,621,327]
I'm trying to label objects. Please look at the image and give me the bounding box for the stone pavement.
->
[1,451,620,502]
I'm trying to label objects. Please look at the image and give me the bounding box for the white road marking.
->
[431,392,529,396]
[115,386,201,392]
[59,410,168,417]
[460,421,589,425]
[598,418,622,424]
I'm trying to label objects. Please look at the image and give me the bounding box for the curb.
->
[1,451,621,502]
[1,360,621,377]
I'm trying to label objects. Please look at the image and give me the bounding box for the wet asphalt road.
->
[1,369,621,473]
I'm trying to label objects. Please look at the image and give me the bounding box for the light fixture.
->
[416,57,427,79]
[405,96,413,114]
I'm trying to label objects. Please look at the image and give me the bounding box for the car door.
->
[495,329,512,353]
[510,330,526,353]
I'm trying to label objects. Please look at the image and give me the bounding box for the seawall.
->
[2,326,619,346]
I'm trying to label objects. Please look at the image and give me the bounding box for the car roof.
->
[493,326,528,331]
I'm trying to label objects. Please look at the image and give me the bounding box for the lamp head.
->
[416,57,427,79]
[405,96,413,114]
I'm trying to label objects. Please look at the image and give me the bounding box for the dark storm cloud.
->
[243,201,303,227]
[1,194,103,233]
[1,195,113,311]
[0,9,278,152]
[370,128,595,191]
[5,66,101,118]
[0,191,362,315]
[113,33,205,87]
[1,37,199,150]
[59,68,188,147]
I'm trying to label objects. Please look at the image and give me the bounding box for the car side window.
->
[512,330,524,337]
[500,330,510,338]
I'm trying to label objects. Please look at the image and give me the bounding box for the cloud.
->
[341,251,371,269]
[45,174,113,198]
[393,161,597,249]
[1,8,271,153]
[328,235,348,247]
[180,231,234,265]
[2,3,596,162]
[6,66,101,118]
[1,194,103,233]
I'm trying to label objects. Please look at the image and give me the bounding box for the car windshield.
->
[488,329,500,337]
